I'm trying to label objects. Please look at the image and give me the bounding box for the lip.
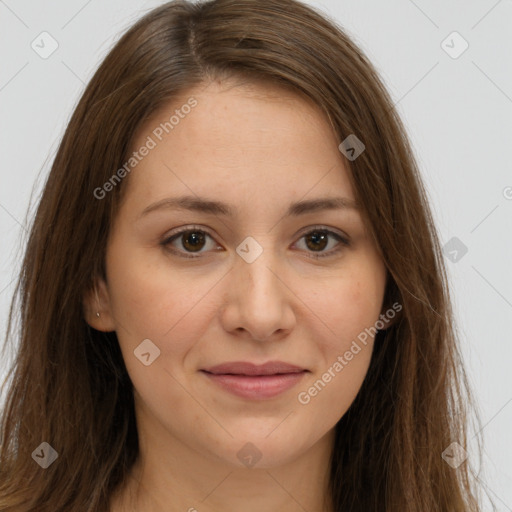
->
[200,361,308,400]
[203,361,306,376]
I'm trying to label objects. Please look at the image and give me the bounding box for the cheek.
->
[313,261,385,354]
[296,255,385,410]
[104,243,214,350]
[295,277,383,429]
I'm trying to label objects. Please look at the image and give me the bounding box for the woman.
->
[0,0,492,510]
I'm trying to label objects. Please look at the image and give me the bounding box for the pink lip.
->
[200,361,308,400]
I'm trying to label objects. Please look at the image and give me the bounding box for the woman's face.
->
[92,78,387,469]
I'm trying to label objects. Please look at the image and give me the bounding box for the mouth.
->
[200,361,309,400]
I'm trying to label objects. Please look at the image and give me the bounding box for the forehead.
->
[122,79,355,214]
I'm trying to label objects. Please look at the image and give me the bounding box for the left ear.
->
[378,306,400,330]
[82,278,117,332]
[378,276,402,330]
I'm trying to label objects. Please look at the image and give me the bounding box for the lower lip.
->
[201,371,307,400]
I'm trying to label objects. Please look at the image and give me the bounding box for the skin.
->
[85,77,388,512]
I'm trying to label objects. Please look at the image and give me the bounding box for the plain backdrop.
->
[1,0,511,509]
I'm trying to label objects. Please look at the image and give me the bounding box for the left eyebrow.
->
[287,196,359,215]
[139,195,359,219]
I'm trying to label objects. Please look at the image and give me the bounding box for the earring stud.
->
[94,288,101,319]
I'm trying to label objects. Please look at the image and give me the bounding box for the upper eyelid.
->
[163,224,349,248]
[165,224,348,240]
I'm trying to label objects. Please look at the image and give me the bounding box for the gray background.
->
[1,0,511,509]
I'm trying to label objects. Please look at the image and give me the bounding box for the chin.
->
[214,430,313,470]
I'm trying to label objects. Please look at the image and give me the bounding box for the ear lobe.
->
[82,279,116,332]
[379,276,402,330]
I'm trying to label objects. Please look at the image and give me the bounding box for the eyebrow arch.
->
[139,195,359,219]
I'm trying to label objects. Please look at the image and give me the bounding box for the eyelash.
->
[160,225,350,260]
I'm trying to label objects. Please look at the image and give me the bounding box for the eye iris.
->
[176,230,334,254]
[305,231,328,251]
[182,231,205,252]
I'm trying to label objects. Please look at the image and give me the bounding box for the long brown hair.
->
[0,0,494,510]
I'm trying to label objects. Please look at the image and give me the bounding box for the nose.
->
[220,239,296,342]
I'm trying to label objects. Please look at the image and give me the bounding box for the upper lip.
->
[202,361,307,376]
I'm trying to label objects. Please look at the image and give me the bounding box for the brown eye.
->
[295,227,350,259]
[161,227,220,258]
[161,225,349,260]
[180,231,206,252]
[304,231,329,252]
